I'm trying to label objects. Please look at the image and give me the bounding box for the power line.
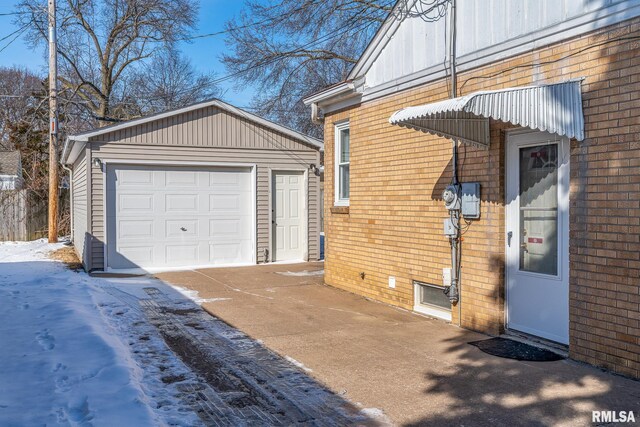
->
[81,7,384,109]
[0,94,43,98]
[207,13,381,87]
[0,11,32,17]
[0,23,30,43]
[0,4,382,110]
[162,0,392,43]
[0,23,30,54]
[153,1,321,43]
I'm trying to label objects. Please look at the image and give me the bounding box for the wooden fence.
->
[0,190,49,241]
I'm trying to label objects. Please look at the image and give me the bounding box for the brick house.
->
[304,0,640,378]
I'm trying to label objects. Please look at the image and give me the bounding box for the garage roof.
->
[63,99,323,164]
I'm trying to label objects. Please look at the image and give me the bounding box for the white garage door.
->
[106,164,254,271]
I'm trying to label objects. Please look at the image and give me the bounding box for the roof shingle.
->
[0,150,21,176]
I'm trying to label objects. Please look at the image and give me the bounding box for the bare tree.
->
[16,0,199,126]
[7,94,49,199]
[0,67,84,237]
[129,49,219,114]
[0,67,43,149]
[222,0,394,137]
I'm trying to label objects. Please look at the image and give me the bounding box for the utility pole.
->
[48,0,58,243]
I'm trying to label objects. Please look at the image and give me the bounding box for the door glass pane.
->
[519,144,558,275]
[339,164,349,199]
[340,129,350,163]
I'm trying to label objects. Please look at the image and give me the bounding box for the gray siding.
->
[85,106,320,271]
[71,149,88,266]
[94,106,311,152]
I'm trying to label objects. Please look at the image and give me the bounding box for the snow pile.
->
[276,269,324,277]
[169,283,232,304]
[0,240,200,426]
[284,355,313,373]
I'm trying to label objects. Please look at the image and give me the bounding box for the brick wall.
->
[322,17,640,378]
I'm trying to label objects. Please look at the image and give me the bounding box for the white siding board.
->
[363,0,638,92]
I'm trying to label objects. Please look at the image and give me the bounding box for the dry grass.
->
[49,246,83,271]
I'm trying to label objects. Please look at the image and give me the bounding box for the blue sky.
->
[0,0,255,105]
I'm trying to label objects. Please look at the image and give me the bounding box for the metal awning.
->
[389,80,584,148]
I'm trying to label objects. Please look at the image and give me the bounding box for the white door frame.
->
[268,168,309,262]
[102,159,257,273]
[504,129,570,344]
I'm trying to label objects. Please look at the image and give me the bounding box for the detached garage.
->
[62,99,323,272]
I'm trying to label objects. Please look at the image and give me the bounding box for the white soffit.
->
[389,80,584,148]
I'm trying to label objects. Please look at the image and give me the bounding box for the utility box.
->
[461,182,481,219]
[443,218,456,237]
[442,268,452,287]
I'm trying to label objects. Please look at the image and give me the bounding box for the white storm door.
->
[106,165,254,270]
[506,132,570,344]
[272,171,305,262]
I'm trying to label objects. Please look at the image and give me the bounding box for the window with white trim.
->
[334,121,350,206]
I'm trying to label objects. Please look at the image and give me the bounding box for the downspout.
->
[311,103,324,125]
[61,163,73,243]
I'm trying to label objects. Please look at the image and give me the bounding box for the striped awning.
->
[389,80,584,148]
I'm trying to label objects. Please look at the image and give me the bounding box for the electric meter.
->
[443,184,460,210]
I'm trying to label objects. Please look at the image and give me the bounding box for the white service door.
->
[272,171,305,261]
[506,132,569,344]
[107,165,254,270]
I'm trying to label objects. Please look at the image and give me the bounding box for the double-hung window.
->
[334,121,350,206]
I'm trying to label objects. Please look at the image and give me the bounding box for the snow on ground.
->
[169,284,232,304]
[0,239,202,426]
[276,269,324,277]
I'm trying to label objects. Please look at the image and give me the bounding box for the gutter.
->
[303,81,356,106]
[310,103,323,125]
[60,137,70,164]
[303,80,361,124]
[61,136,88,166]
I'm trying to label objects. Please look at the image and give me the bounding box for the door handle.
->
[507,231,513,247]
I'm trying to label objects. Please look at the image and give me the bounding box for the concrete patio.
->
[156,263,640,426]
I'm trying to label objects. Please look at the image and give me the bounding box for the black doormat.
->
[469,337,565,361]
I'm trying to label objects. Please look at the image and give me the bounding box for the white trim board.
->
[333,120,350,207]
[347,0,416,79]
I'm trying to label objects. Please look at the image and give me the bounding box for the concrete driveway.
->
[156,263,640,426]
